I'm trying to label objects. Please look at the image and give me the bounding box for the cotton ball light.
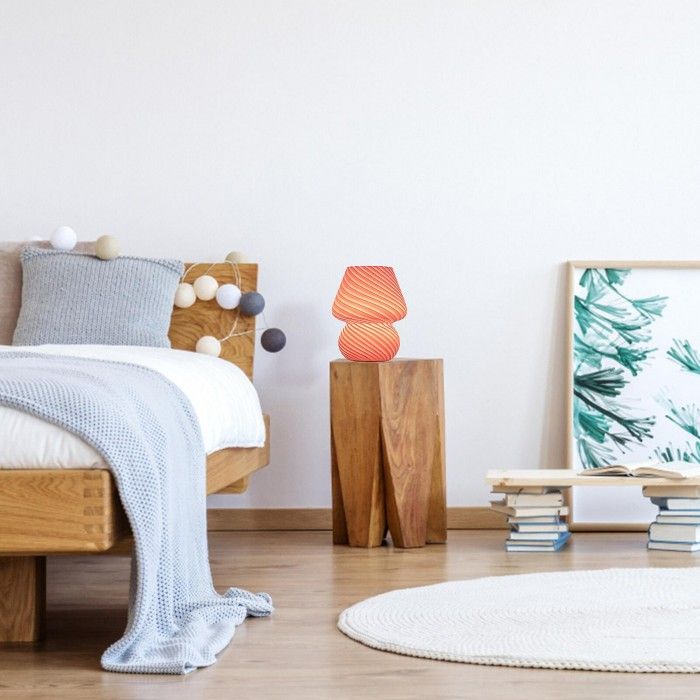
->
[215,283,242,310]
[239,291,265,316]
[193,275,218,301]
[50,226,77,251]
[195,335,222,357]
[225,251,245,264]
[95,235,121,260]
[261,328,286,353]
[174,283,196,309]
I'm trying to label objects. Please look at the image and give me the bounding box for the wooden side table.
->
[330,359,447,548]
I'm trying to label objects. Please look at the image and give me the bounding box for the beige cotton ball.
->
[95,235,121,260]
[225,251,245,264]
[174,283,196,308]
[193,274,219,300]
[195,335,222,357]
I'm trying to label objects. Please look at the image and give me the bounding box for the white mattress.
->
[0,344,265,468]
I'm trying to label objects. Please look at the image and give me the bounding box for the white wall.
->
[2,1,700,508]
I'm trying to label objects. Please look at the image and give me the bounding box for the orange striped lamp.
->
[332,266,407,362]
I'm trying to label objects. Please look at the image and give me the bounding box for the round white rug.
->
[338,568,700,673]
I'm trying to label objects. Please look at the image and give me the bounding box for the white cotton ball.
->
[50,226,77,251]
[215,283,242,310]
[193,275,219,301]
[30,236,44,242]
[174,283,196,308]
[196,335,222,357]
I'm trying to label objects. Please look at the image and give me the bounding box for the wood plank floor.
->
[1,530,699,699]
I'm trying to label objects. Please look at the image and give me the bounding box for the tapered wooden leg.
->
[331,423,349,544]
[330,362,387,547]
[0,556,46,643]
[379,360,446,548]
[427,365,447,543]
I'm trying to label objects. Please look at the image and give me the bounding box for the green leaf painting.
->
[657,395,700,439]
[668,339,700,374]
[573,268,667,468]
[654,339,700,463]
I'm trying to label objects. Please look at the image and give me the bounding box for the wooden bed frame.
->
[0,262,270,643]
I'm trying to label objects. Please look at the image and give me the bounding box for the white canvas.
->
[568,264,700,524]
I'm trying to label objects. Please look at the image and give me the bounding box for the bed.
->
[0,259,270,644]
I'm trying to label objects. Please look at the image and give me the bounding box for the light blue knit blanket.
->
[0,352,273,674]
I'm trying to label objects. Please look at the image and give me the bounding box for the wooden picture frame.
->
[566,260,700,527]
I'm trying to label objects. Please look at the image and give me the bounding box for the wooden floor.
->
[1,530,700,699]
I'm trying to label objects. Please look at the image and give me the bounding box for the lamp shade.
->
[332,266,407,322]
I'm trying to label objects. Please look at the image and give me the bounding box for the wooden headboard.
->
[168,262,258,380]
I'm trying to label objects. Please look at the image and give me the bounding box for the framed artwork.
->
[566,261,700,526]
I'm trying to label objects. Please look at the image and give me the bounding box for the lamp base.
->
[338,322,400,362]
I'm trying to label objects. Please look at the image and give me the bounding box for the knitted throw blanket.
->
[0,353,273,674]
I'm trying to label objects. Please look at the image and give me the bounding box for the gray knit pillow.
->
[12,247,184,347]
[0,240,96,345]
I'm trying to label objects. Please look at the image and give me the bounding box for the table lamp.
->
[332,266,407,361]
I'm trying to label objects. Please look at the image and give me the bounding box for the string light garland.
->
[179,257,286,358]
[45,228,286,359]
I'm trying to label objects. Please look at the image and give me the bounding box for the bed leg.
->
[0,556,46,643]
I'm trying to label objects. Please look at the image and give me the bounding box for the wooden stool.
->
[330,359,446,548]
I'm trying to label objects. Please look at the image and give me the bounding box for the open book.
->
[579,460,700,480]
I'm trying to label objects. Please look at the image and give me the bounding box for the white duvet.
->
[0,345,265,468]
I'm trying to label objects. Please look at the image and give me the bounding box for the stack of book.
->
[644,485,700,552]
[490,486,571,552]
